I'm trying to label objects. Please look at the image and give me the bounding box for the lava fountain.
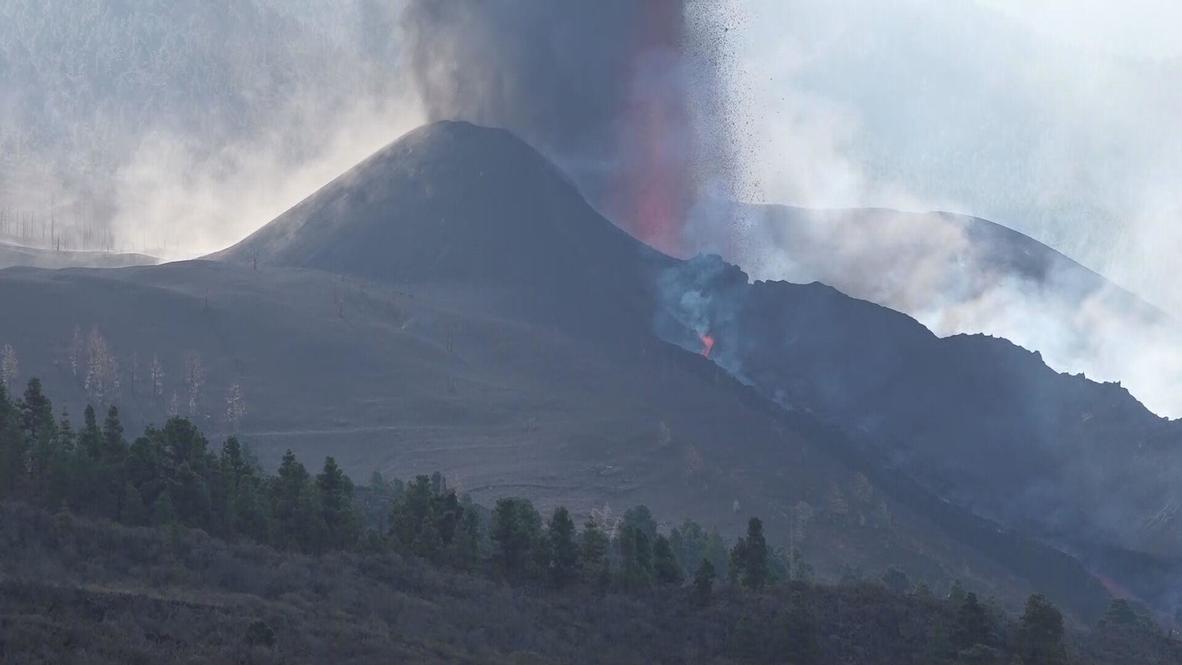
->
[699,332,716,358]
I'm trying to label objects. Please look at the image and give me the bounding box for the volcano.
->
[5,120,1172,618]
[214,121,669,338]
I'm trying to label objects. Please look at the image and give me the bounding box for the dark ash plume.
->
[400,0,736,256]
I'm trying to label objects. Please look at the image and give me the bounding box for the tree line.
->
[0,377,1113,663]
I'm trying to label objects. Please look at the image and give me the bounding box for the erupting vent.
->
[699,333,715,358]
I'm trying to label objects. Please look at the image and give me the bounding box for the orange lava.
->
[700,333,715,358]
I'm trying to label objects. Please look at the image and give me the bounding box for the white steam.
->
[110,97,423,259]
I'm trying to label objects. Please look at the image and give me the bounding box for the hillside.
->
[688,203,1182,418]
[0,241,156,270]
[656,254,1182,609]
[6,502,1174,665]
[0,257,1109,617]
[218,120,1182,611]
[0,122,1120,619]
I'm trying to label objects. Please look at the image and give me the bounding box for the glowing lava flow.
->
[699,333,716,358]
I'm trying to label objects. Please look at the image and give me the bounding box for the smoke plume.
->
[400,0,738,256]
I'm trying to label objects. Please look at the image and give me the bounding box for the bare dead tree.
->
[0,344,19,392]
[150,354,165,399]
[224,382,247,432]
[84,328,119,406]
[129,352,140,396]
[184,352,205,417]
[68,325,83,379]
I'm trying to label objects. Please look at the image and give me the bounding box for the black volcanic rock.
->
[215,120,670,335]
[656,255,1182,607]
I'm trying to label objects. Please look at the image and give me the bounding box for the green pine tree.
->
[151,490,178,526]
[731,517,770,590]
[490,497,542,579]
[654,534,683,586]
[79,405,102,459]
[1017,594,1067,665]
[101,405,127,463]
[546,506,579,588]
[580,519,611,588]
[0,384,25,499]
[316,456,359,550]
[954,592,991,650]
[120,482,149,526]
[618,524,654,589]
[693,559,716,605]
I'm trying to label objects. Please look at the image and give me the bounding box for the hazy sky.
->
[731,0,1182,313]
[979,0,1182,59]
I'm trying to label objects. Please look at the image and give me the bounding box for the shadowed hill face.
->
[215,121,671,335]
[656,254,1182,610]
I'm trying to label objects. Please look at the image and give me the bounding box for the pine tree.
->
[21,379,58,500]
[120,482,149,526]
[447,504,482,569]
[580,519,611,587]
[389,475,436,554]
[654,534,683,586]
[316,456,359,550]
[546,506,579,588]
[101,405,127,463]
[741,517,769,590]
[46,410,76,507]
[1017,594,1067,665]
[621,505,657,541]
[20,378,55,445]
[271,449,313,550]
[790,547,814,583]
[693,559,716,605]
[729,536,747,586]
[618,524,654,589]
[491,497,543,579]
[152,490,177,526]
[79,405,102,459]
[0,384,26,499]
[954,592,991,650]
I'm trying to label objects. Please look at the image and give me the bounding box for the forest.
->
[1,377,1178,664]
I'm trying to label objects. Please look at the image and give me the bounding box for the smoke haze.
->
[0,0,424,258]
